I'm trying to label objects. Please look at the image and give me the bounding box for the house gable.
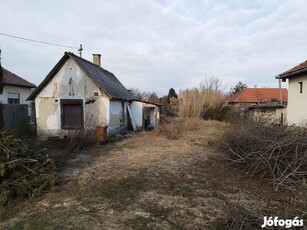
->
[35,58,102,100]
[34,57,110,138]
[28,52,135,101]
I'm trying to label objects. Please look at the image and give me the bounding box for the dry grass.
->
[178,87,225,119]
[155,118,203,139]
[1,120,305,229]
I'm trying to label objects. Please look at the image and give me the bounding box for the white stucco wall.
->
[0,85,34,105]
[109,100,128,134]
[130,101,143,129]
[35,58,110,139]
[0,85,35,118]
[287,75,307,125]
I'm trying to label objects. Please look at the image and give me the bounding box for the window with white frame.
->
[7,93,20,104]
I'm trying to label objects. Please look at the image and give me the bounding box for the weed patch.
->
[5,215,49,230]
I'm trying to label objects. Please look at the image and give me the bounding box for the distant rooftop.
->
[1,67,36,88]
[226,88,288,104]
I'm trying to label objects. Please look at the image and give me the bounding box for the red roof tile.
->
[1,67,36,88]
[226,88,288,103]
[278,60,307,78]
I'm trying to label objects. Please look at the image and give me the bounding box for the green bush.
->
[202,103,231,121]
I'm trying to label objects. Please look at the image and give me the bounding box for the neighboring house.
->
[226,87,288,109]
[28,52,160,140]
[226,87,288,122]
[276,60,307,125]
[0,66,36,122]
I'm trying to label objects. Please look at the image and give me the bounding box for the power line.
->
[0,32,79,49]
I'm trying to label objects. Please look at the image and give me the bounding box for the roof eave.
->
[276,68,307,79]
[133,99,162,106]
[3,83,36,88]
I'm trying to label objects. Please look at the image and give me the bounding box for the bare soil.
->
[0,120,305,229]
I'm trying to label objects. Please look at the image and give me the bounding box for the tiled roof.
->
[1,67,36,88]
[28,52,135,101]
[226,88,288,103]
[278,60,307,78]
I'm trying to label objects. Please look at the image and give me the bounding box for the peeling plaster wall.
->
[35,58,109,139]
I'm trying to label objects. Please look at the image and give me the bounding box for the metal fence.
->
[0,104,31,136]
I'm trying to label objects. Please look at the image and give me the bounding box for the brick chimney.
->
[92,54,101,67]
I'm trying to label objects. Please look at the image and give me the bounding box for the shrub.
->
[155,118,202,140]
[221,119,307,191]
[0,130,56,205]
[202,103,231,121]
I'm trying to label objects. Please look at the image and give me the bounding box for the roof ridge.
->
[66,52,115,76]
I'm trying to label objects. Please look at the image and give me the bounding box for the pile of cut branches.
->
[0,130,56,205]
[221,119,307,191]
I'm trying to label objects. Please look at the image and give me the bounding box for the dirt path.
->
[0,120,299,229]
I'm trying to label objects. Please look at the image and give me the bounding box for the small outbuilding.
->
[28,52,160,140]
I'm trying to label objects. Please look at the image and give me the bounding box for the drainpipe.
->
[278,78,283,106]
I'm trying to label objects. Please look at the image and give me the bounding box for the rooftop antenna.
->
[78,44,83,58]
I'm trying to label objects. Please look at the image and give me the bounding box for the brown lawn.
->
[0,119,304,229]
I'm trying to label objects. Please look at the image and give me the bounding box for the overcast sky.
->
[1,0,307,96]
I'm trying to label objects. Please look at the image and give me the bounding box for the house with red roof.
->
[276,60,307,125]
[226,87,288,124]
[226,88,288,107]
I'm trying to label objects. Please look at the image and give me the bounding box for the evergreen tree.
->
[230,81,247,96]
[167,88,178,99]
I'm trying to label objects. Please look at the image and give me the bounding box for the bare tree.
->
[200,76,223,93]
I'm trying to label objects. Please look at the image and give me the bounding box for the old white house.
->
[277,60,307,125]
[28,52,160,140]
[0,66,36,106]
[0,66,36,123]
